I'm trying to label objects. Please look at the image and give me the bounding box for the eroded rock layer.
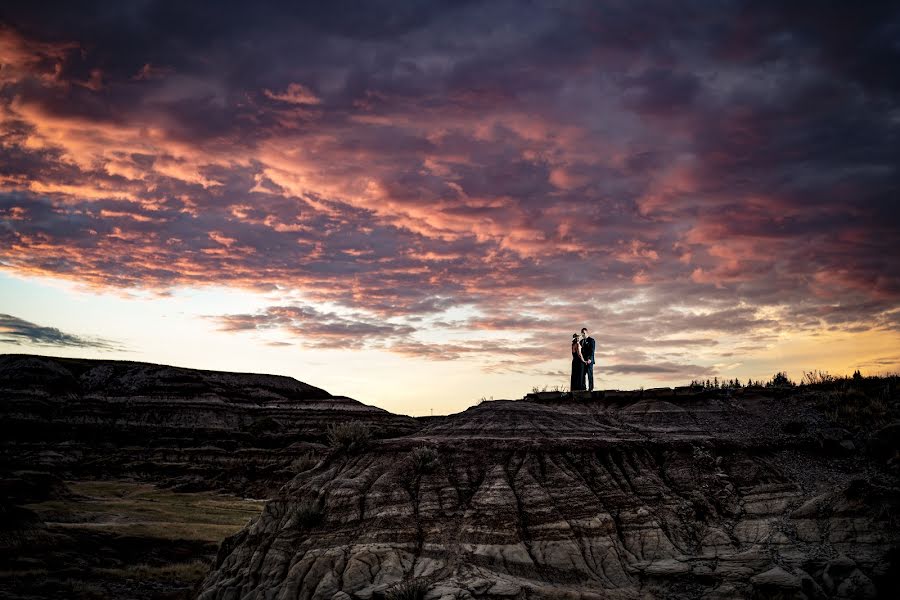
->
[200,392,899,599]
[0,354,417,496]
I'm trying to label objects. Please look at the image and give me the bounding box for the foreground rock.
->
[199,384,900,599]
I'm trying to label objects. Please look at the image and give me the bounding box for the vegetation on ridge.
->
[385,578,430,600]
[327,420,372,454]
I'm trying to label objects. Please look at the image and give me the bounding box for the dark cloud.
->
[602,362,705,375]
[0,1,898,378]
[623,67,701,116]
[0,313,121,349]
[212,305,415,348]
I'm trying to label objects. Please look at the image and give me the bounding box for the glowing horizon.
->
[1,2,898,416]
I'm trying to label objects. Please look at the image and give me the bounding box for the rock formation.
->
[199,386,899,599]
[0,354,418,497]
[1,354,897,598]
[0,354,416,599]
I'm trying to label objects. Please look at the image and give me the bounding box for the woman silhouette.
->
[570,333,586,391]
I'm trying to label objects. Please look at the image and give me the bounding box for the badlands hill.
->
[0,353,417,497]
[1,354,898,599]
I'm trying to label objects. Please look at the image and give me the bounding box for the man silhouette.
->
[580,327,596,391]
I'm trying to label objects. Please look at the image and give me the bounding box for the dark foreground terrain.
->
[2,479,263,599]
[2,354,898,599]
[0,354,415,599]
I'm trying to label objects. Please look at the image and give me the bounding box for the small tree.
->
[410,446,439,474]
[767,371,794,387]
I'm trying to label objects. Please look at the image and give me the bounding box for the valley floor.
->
[1,479,264,600]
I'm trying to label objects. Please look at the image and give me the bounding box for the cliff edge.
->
[198,382,899,599]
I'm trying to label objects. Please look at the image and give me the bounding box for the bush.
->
[296,497,325,528]
[385,579,430,600]
[248,416,281,437]
[817,383,890,430]
[290,451,319,473]
[531,384,564,393]
[327,421,371,454]
[767,371,794,387]
[410,446,439,474]
[802,370,836,385]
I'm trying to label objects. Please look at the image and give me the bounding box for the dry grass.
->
[63,579,106,598]
[0,569,49,577]
[24,480,265,542]
[531,384,564,393]
[385,578,430,600]
[95,559,209,582]
[813,380,894,430]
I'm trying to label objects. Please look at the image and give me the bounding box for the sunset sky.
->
[1,1,898,416]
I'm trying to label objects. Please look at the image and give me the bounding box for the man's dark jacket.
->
[581,336,595,364]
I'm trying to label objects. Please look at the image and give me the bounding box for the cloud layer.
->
[1,1,898,378]
[0,313,119,349]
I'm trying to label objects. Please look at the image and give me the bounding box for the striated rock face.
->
[0,354,417,496]
[199,389,900,599]
[3,354,897,598]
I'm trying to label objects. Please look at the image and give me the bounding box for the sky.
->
[1,1,898,416]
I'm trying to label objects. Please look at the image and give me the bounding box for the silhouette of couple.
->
[570,328,596,392]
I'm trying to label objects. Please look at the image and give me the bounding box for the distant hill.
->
[0,353,418,496]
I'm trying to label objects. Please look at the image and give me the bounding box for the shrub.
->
[766,371,795,387]
[802,370,836,385]
[531,384,564,393]
[410,446,439,474]
[290,451,319,473]
[296,497,325,528]
[385,579,430,600]
[327,421,371,454]
[248,416,281,437]
[817,384,890,430]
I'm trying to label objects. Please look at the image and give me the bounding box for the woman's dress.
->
[570,343,585,391]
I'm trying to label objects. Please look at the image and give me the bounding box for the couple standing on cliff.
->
[570,328,596,392]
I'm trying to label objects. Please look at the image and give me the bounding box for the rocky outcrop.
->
[3,354,897,598]
[199,386,899,599]
[0,354,418,496]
